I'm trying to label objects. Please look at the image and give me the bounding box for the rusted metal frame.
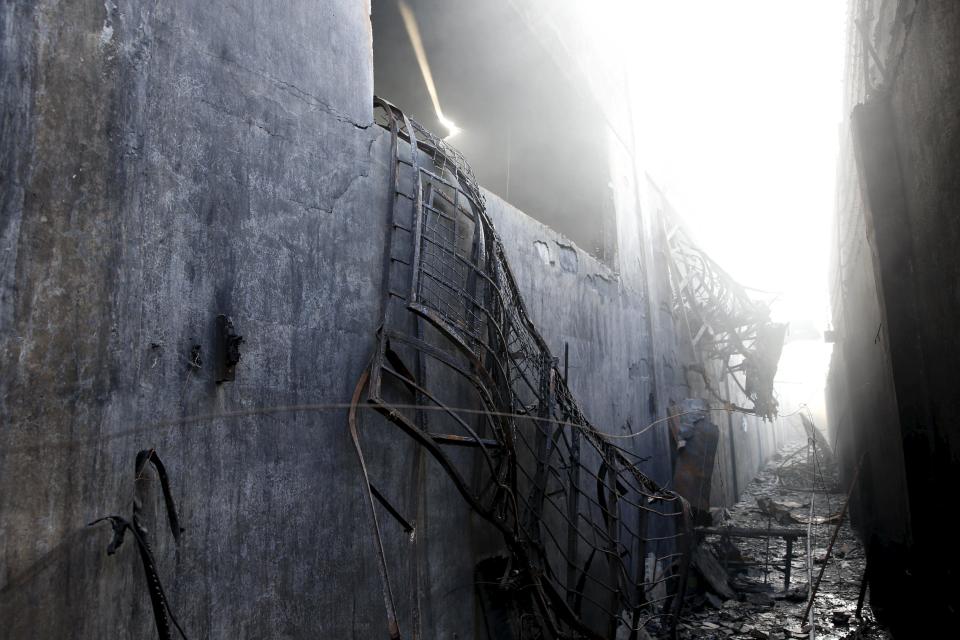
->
[523,580,566,640]
[497,458,642,606]
[564,415,581,613]
[369,102,417,400]
[415,228,486,298]
[133,449,184,543]
[697,525,803,590]
[539,565,613,640]
[575,501,631,566]
[470,310,550,415]
[406,119,428,317]
[511,422,663,525]
[415,164,484,218]
[475,237,556,363]
[368,396,512,537]
[506,458,634,590]
[563,573,639,633]
[407,302,477,359]
[349,367,403,639]
[581,449,680,515]
[401,307,510,450]
[519,455,649,545]
[365,390,530,626]
[382,344,421,399]
[367,106,401,398]
[801,454,864,622]
[506,488,576,584]
[369,394,573,634]
[630,504,650,636]
[551,394,656,479]
[525,355,556,547]
[406,120,431,638]
[427,433,500,448]
[379,364,501,474]
[540,499,620,582]
[593,441,685,509]
[410,250,520,372]
[419,179,481,230]
[572,572,671,637]
[606,444,674,500]
[409,160,462,638]
[667,501,693,640]
[594,461,636,603]
[572,547,599,617]
[579,414,665,488]
[369,483,415,534]
[382,329,512,447]
[467,205,486,349]
[392,132,483,213]
[603,453,624,638]
[369,101,691,638]
[413,265,485,337]
[632,531,688,544]
[696,526,808,539]
[668,230,776,375]
[384,325,502,404]
[480,269,525,529]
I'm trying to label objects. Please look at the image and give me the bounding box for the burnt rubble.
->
[679,440,891,640]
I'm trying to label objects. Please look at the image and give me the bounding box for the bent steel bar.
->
[351,97,691,639]
[662,216,787,419]
[90,449,188,640]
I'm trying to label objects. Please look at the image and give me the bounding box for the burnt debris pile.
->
[680,436,890,640]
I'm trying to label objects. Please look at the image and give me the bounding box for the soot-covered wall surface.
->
[828,0,960,633]
[0,1,398,637]
[1,2,789,638]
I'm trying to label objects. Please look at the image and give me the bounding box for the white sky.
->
[585,1,849,418]
[626,1,847,330]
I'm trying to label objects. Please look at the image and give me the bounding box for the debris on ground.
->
[677,439,891,640]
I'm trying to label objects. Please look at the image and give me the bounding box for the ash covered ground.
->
[674,440,892,640]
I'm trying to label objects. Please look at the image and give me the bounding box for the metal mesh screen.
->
[349,98,692,640]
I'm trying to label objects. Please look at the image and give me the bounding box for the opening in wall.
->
[372,0,618,267]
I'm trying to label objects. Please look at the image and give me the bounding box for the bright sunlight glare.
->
[574,0,848,421]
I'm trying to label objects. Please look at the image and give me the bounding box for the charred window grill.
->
[348,98,692,639]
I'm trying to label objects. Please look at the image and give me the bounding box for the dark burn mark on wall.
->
[214,315,243,384]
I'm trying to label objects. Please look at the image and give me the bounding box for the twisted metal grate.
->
[349,98,692,639]
[662,219,786,420]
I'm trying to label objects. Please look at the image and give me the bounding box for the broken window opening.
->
[372,0,619,268]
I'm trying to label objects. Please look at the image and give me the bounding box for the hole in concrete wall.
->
[372,0,618,266]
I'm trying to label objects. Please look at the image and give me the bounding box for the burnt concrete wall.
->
[488,188,787,516]
[487,192,674,487]
[1,2,793,638]
[0,1,398,638]
[827,0,960,632]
